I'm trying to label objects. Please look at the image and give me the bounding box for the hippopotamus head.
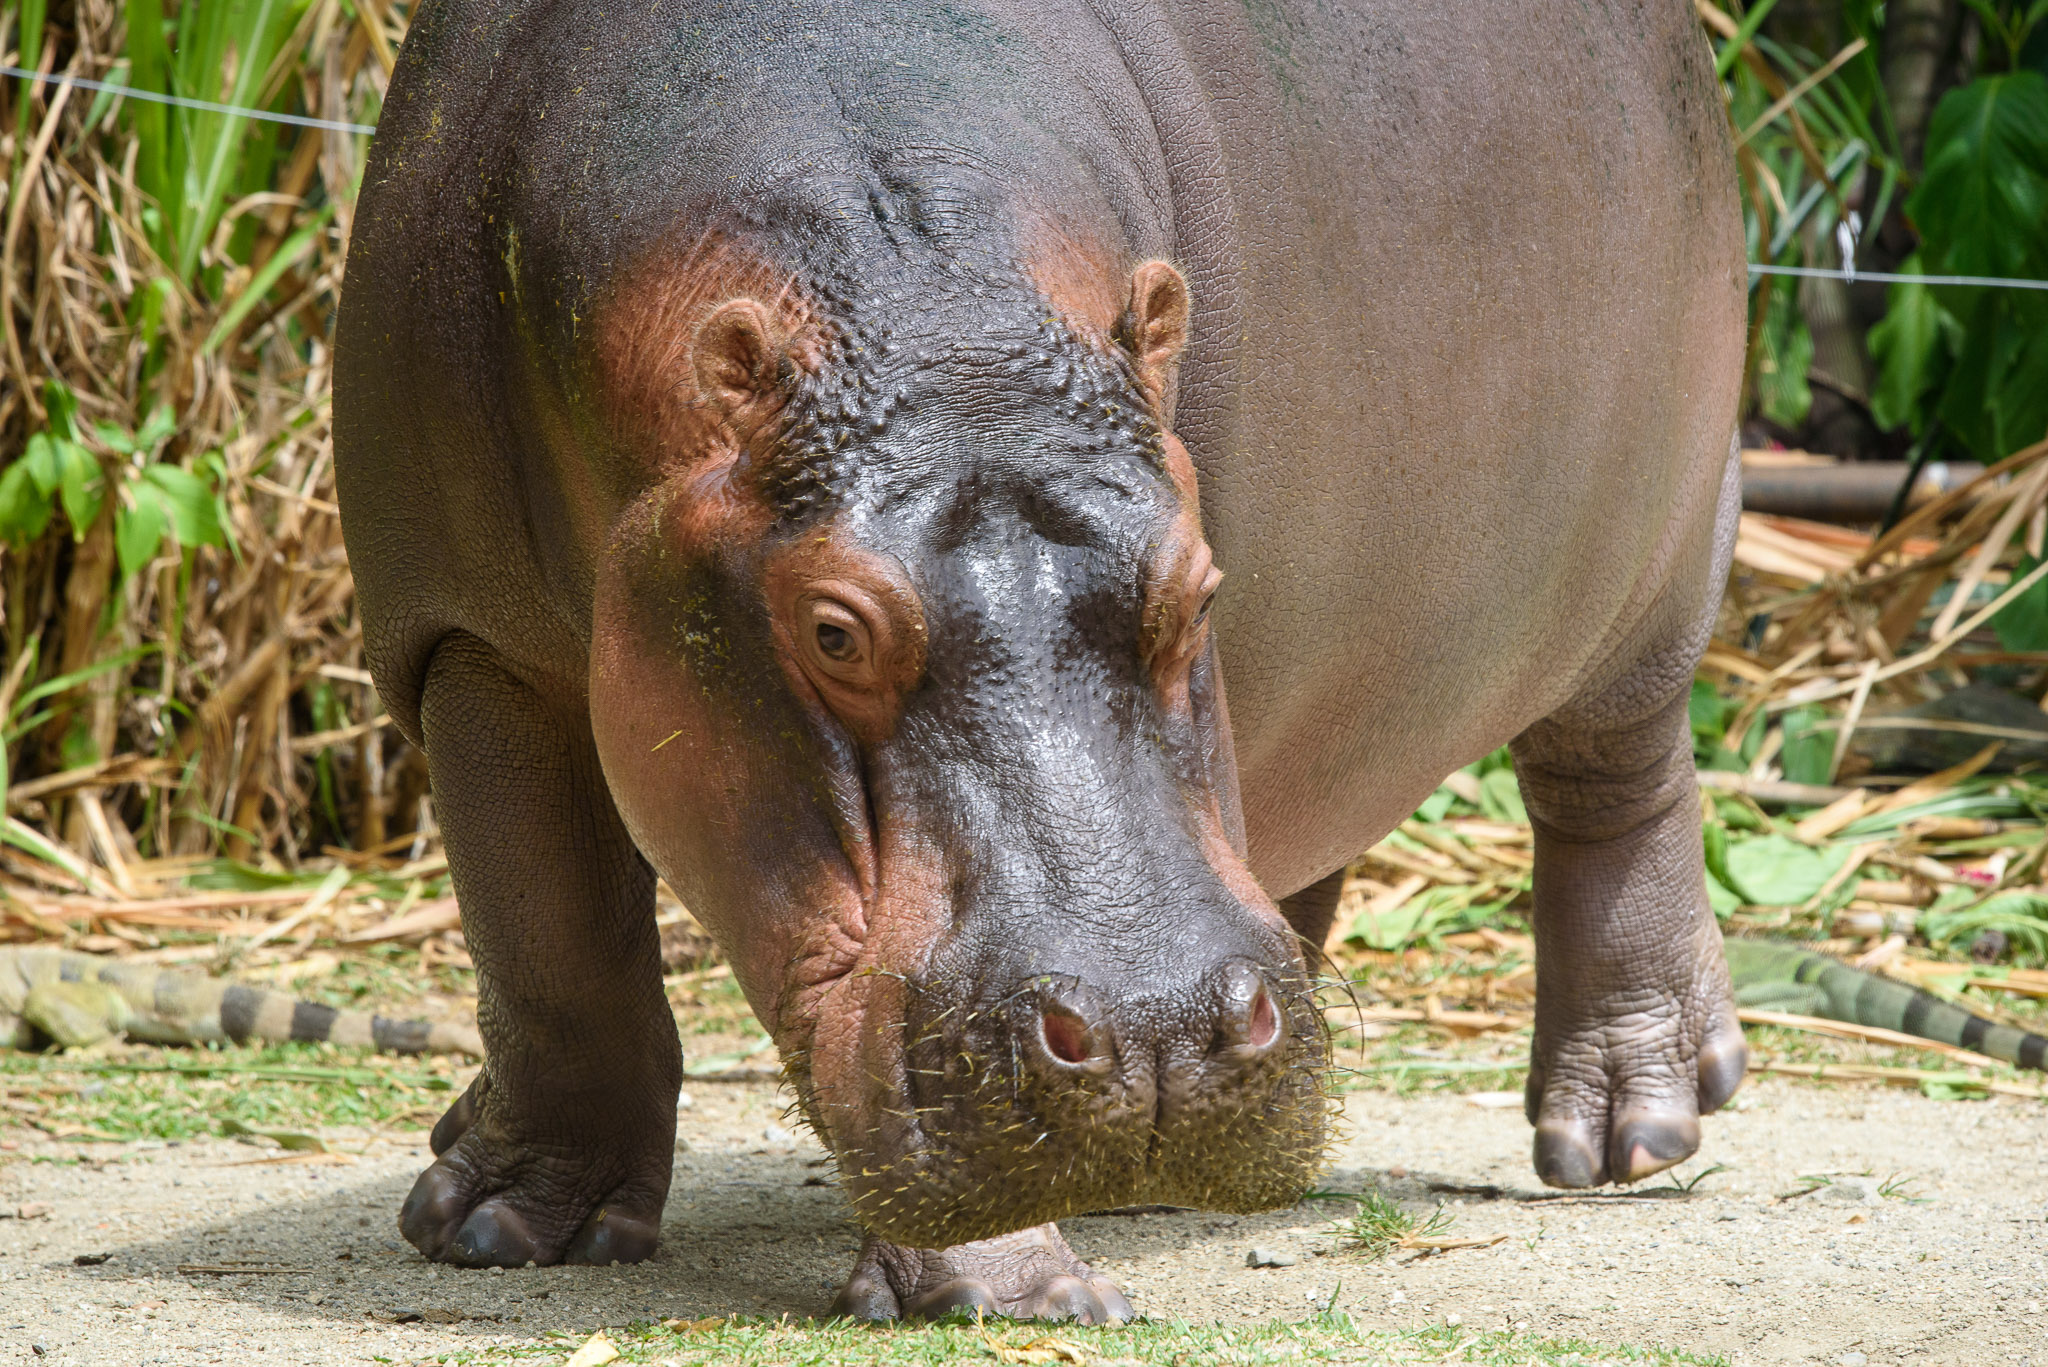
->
[588,237,1328,1248]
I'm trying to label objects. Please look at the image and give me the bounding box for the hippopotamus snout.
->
[1020,960,1288,1093]
[827,907,1327,1250]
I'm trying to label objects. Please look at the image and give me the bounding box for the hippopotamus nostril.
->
[1022,977,1115,1075]
[1212,961,1284,1058]
[1041,1008,1093,1066]
[1247,987,1280,1050]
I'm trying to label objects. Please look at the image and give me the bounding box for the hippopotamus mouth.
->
[587,250,1331,1248]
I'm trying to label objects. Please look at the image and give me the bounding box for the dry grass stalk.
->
[2,2,437,929]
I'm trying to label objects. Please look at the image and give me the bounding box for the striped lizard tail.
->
[1722,937,2047,1072]
[0,947,482,1056]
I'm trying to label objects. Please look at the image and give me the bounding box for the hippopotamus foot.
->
[397,634,680,1267]
[832,1224,1133,1323]
[398,1072,673,1267]
[1511,643,1747,1190]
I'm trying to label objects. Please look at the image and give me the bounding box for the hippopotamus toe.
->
[1524,962,1743,1190]
[398,1079,670,1267]
[833,1225,1132,1324]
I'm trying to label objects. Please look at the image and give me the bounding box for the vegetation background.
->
[0,0,2042,884]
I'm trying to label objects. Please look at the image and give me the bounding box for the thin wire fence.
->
[1,64,377,135]
[4,65,2048,297]
[1748,263,2048,293]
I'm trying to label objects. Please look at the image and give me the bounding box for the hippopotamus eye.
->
[798,596,875,681]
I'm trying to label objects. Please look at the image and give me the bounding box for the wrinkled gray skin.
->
[334,0,1746,1321]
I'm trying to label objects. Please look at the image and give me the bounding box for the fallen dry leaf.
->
[661,1316,725,1333]
[986,1332,1094,1364]
[564,1330,620,1367]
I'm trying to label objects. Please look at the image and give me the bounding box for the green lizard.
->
[1723,937,2047,1072]
[0,947,482,1055]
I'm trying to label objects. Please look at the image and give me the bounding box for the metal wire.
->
[8,63,2048,296]
[1749,263,2048,293]
[1,64,376,136]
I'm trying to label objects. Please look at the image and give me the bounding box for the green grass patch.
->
[1330,1187,1454,1261]
[446,1313,1725,1367]
[0,1039,463,1141]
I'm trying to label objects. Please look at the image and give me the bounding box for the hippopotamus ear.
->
[694,298,791,422]
[1118,260,1191,426]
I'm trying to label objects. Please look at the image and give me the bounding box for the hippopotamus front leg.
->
[398,633,681,1266]
[1509,634,1748,1189]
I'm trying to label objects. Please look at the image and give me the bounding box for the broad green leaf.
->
[1779,705,1835,786]
[1689,678,1729,750]
[1867,261,1956,433]
[116,488,169,578]
[140,464,224,548]
[41,378,80,441]
[22,432,62,496]
[1477,768,1527,825]
[0,462,54,543]
[1924,888,2048,957]
[1994,553,2048,651]
[1910,72,2048,281]
[134,403,178,450]
[93,420,139,455]
[1705,872,1741,920]
[1719,832,1854,906]
[1412,786,1457,823]
[53,440,105,540]
[1703,820,1739,899]
[1987,295,2048,455]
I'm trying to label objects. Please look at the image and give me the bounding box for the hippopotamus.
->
[333,0,1747,1321]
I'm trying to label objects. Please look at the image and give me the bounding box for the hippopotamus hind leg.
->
[1509,634,1748,1189]
[398,633,681,1266]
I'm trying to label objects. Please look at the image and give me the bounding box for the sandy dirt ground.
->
[2,1075,2043,1366]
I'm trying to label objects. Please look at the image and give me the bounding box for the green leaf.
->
[41,378,80,442]
[1757,295,1814,430]
[0,461,54,543]
[1867,260,1957,434]
[134,403,178,451]
[93,421,139,455]
[1714,0,1783,78]
[1412,786,1457,823]
[1690,678,1730,751]
[220,1118,326,1152]
[1703,819,1734,893]
[1910,73,2048,281]
[140,463,224,548]
[53,439,105,541]
[1780,705,1835,786]
[116,486,169,578]
[1720,832,1854,906]
[1924,889,2048,957]
[5,645,158,734]
[1477,768,1527,825]
[1994,553,2048,651]
[22,432,62,496]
